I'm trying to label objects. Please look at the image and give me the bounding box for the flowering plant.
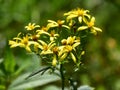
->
[9,8,102,90]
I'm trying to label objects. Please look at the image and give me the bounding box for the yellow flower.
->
[77,17,102,35]
[67,36,79,45]
[25,23,40,30]
[36,26,52,36]
[61,36,80,48]
[36,29,50,36]
[9,40,19,48]
[64,8,90,23]
[68,19,75,28]
[52,46,59,55]
[9,33,40,52]
[41,26,49,32]
[31,34,40,42]
[38,40,56,55]
[49,30,59,41]
[47,20,70,29]
[59,45,76,63]
[59,36,80,63]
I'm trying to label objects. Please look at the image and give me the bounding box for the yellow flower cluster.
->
[64,8,102,35]
[9,8,102,67]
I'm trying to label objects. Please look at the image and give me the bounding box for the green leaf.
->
[8,73,60,90]
[78,85,94,90]
[3,45,16,74]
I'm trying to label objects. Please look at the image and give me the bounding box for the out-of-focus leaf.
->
[3,44,16,74]
[42,85,60,90]
[78,85,94,90]
[8,73,60,90]
[80,74,90,85]
[27,53,42,71]
[13,61,31,76]
[0,85,5,90]
[11,0,35,22]
[0,70,5,76]
[115,79,120,90]
[0,58,3,64]
[14,53,41,76]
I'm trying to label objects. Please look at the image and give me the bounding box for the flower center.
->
[53,47,59,54]
[88,22,94,27]
[43,45,48,51]
[77,9,84,16]
[57,20,64,27]
[50,31,55,37]
[61,39,67,45]
[65,45,72,52]
[22,37,28,45]
[41,26,48,31]
[67,37,74,45]
[32,35,39,41]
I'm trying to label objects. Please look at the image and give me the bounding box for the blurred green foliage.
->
[0,0,120,90]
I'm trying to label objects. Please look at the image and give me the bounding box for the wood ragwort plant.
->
[9,8,102,90]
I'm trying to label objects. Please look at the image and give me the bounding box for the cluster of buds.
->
[9,8,102,67]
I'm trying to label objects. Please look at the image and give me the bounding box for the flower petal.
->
[93,27,102,32]
[48,20,57,24]
[67,14,78,20]
[70,52,76,63]
[78,16,82,23]
[73,42,80,48]
[60,53,67,61]
[52,55,57,66]
[62,25,70,29]
[77,26,88,31]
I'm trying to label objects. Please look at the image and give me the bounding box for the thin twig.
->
[25,66,51,80]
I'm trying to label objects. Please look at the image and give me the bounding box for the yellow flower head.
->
[87,17,95,28]
[9,33,41,52]
[59,45,77,63]
[87,17,102,35]
[64,8,90,23]
[31,34,40,42]
[77,17,102,35]
[47,20,70,29]
[61,39,67,45]
[61,36,80,47]
[41,26,49,32]
[52,46,59,54]
[64,45,73,52]
[25,23,40,30]
[9,35,31,52]
[49,30,59,41]
[38,40,56,55]
[58,36,80,63]
[67,36,75,45]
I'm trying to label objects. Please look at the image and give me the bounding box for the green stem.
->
[60,64,65,90]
